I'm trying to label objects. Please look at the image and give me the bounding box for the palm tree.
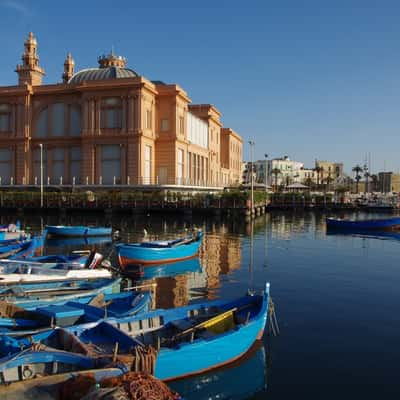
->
[314,165,323,187]
[271,168,280,192]
[352,165,363,193]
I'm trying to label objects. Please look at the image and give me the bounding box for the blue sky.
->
[1,0,399,174]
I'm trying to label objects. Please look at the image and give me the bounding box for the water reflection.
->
[326,229,400,242]
[169,341,267,400]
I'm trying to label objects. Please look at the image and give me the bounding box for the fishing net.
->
[62,372,181,400]
[99,371,181,400]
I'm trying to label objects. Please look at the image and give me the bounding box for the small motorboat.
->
[117,230,203,268]
[326,216,400,230]
[45,225,112,237]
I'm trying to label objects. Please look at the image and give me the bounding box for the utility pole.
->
[39,143,43,208]
[248,140,255,213]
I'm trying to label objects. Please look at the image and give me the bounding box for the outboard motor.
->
[84,251,104,269]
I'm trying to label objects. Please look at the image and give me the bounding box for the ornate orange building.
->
[0,33,243,188]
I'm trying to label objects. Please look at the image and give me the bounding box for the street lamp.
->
[264,153,269,194]
[248,140,255,212]
[39,143,43,208]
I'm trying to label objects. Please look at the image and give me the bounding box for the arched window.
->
[33,104,81,137]
[101,98,122,129]
[0,105,11,132]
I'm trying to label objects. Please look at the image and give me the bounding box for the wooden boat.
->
[0,290,152,332]
[0,283,269,381]
[117,230,203,268]
[0,278,121,310]
[0,323,141,383]
[123,257,202,280]
[0,259,112,285]
[28,250,103,269]
[326,216,400,230]
[46,225,112,237]
[0,236,43,261]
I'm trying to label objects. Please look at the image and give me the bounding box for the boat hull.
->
[117,232,203,268]
[326,217,400,230]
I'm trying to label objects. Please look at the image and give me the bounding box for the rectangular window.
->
[101,145,121,184]
[146,110,152,129]
[144,145,151,184]
[70,146,81,184]
[179,116,184,134]
[0,148,12,184]
[51,103,65,136]
[160,119,169,131]
[0,105,11,133]
[101,98,122,129]
[177,149,184,184]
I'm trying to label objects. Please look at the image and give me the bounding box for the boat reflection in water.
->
[169,340,267,400]
[326,229,400,242]
[123,257,202,280]
[46,236,113,247]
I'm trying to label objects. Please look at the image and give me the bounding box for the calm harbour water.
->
[7,210,400,399]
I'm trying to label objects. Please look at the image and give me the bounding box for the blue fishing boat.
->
[0,283,269,381]
[124,257,202,280]
[0,278,121,310]
[0,290,151,332]
[46,225,112,237]
[0,323,141,383]
[117,230,203,268]
[0,236,42,260]
[326,216,400,230]
[27,250,103,269]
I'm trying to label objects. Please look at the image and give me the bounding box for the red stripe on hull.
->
[118,253,199,269]
[163,328,265,382]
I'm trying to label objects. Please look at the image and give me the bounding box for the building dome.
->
[68,66,139,84]
[68,50,139,84]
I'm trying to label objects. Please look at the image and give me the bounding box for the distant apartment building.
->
[0,33,242,188]
[378,172,400,193]
[315,160,344,184]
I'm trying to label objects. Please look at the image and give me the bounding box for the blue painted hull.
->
[326,217,400,230]
[169,341,266,400]
[46,225,112,237]
[117,231,203,267]
[27,253,89,266]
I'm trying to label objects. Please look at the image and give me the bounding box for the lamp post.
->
[264,153,269,194]
[39,143,43,208]
[248,140,255,213]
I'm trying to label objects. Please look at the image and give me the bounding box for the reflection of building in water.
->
[141,232,242,306]
[200,233,242,298]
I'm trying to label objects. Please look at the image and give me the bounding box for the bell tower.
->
[62,52,75,83]
[15,32,45,86]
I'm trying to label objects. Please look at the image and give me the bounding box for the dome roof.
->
[68,66,139,85]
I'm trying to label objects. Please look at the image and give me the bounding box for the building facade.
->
[0,33,243,188]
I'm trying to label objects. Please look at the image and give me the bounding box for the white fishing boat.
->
[0,259,112,285]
